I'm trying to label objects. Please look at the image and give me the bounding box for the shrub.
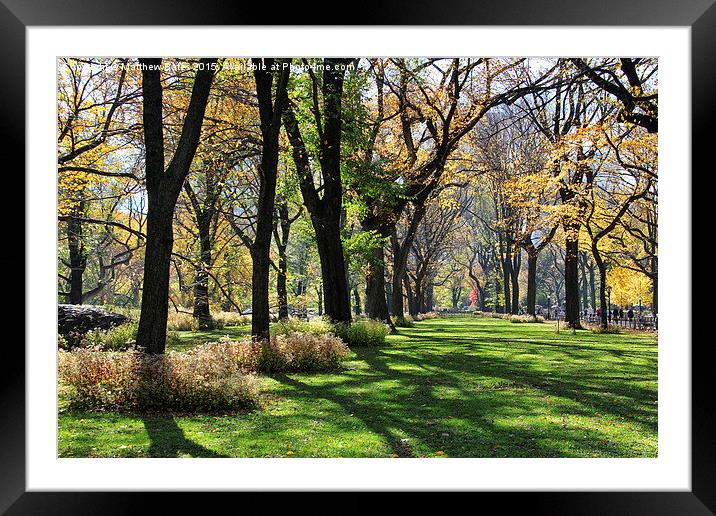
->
[271,316,388,348]
[211,311,250,328]
[78,322,139,351]
[166,311,198,331]
[332,319,389,347]
[415,311,440,321]
[58,334,70,350]
[590,324,622,334]
[271,316,334,337]
[256,332,350,372]
[66,322,183,352]
[167,310,251,331]
[58,345,261,412]
[478,312,514,320]
[509,315,545,324]
[392,314,415,327]
[101,305,140,321]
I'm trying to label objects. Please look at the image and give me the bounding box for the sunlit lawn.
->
[168,325,252,351]
[58,316,657,458]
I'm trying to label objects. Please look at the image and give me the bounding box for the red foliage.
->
[469,288,479,306]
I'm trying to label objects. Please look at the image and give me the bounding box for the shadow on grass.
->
[141,416,228,458]
[61,317,656,458]
[270,318,657,457]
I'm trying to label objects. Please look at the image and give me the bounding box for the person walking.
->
[627,307,634,328]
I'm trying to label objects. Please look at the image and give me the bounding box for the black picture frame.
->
[1,1,708,513]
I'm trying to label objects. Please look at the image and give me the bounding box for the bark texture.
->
[136,58,216,354]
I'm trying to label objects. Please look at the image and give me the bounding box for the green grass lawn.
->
[58,316,657,458]
[168,325,252,351]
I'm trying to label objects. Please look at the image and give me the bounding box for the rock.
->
[58,304,128,337]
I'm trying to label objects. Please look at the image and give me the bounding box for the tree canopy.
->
[57,57,658,344]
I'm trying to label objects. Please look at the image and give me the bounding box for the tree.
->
[181,158,231,328]
[518,61,614,327]
[175,65,259,327]
[135,57,217,354]
[584,124,656,328]
[406,190,465,314]
[603,130,658,313]
[352,58,557,322]
[56,55,658,349]
[246,59,291,340]
[273,189,302,320]
[570,58,658,133]
[283,58,355,324]
[57,58,140,304]
[492,114,559,316]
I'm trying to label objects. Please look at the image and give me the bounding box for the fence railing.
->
[575,313,657,330]
[438,310,657,330]
[440,311,476,318]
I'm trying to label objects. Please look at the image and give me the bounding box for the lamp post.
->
[547,296,551,320]
[638,297,642,329]
[606,286,612,323]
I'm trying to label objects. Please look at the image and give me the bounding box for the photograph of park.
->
[57,57,658,459]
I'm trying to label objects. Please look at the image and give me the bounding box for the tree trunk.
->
[221,268,233,312]
[317,284,323,316]
[308,219,351,322]
[250,59,290,341]
[510,249,521,314]
[391,232,407,320]
[66,209,87,305]
[392,266,405,319]
[364,245,390,321]
[426,282,434,312]
[588,260,596,310]
[390,207,425,321]
[651,256,658,314]
[564,223,582,329]
[136,203,174,353]
[526,249,537,316]
[386,280,393,314]
[502,257,512,314]
[282,60,352,325]
[314,220,352,323]
[353,287,361,316]
[192,218,212,329]
[404,276,417,317]
[451,287,460,310]
[274,199,293,321]
[277,251,288,320]
[593,244,609,329]
[579,253,589,312]
[412,275,424,314]
[250,244,272,340]
[135,58,216,354]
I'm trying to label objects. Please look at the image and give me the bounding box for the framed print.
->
[2,0,711,513]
